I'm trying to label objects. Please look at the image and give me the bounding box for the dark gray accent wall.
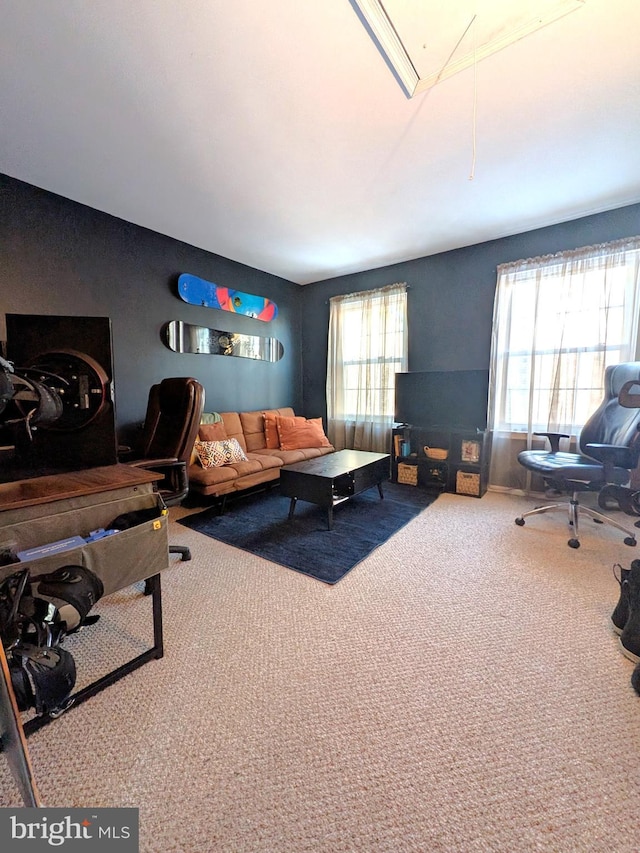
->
[3,172,639,450]
[300,203,640,420]
[1,174,302,444]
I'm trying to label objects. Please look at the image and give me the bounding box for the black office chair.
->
[598,378,640,520]
[514,362,640,548]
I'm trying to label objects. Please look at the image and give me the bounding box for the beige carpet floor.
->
[1,490,639,852]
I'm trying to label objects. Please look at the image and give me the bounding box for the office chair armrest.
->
[533,431,571,452]
[585,443,635,469]
[127,458,188,501]
[127,457,180,468]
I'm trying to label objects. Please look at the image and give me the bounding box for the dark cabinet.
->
[391,426,492,497]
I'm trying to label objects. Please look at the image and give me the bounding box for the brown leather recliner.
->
[122,377,205,560]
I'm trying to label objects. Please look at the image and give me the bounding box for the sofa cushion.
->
[198,421,228,441]
[296,446,334,461]
[195,438,248,468]
[188,461,239,487]
[220,458,267,477]
[258,446,335,464]
[276,416,332,451]
[245,452,283,471]
[216,413,248,453]
[230,469,280,491]
[240,408,295,452]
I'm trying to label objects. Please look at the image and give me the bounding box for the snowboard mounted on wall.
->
[177,273,278,322]
[162,320,284,362]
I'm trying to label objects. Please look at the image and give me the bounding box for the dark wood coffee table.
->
[279,450,390,529]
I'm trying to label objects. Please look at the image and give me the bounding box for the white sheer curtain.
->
[326,283,407,453]
[488,236,640,492]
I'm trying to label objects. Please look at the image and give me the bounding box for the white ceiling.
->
[2,0,640,285]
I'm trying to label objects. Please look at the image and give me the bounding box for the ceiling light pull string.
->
[469,12,478,181]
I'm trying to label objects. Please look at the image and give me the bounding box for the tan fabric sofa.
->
[188,407,335,499]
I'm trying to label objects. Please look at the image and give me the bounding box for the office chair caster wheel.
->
[515,517,525,526]
[568,538,580,548]
[624,537,637,547]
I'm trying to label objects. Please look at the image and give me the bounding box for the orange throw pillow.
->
[199,421,228,442]
[276,416,331,450]
[263,412,280,448]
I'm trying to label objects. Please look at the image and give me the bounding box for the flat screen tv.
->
[394,369,489,430]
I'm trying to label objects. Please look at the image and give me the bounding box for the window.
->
[489,236,640,490]
[326,283,407,452]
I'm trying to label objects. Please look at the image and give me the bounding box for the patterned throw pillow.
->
[194,438,248,468]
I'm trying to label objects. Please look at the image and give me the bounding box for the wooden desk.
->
[0,463,161,511]
[0,464,168,595]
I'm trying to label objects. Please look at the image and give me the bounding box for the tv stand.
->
[391,425,492,497]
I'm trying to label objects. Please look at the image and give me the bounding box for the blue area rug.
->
[178,482,437,584]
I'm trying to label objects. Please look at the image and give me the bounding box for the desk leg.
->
[327,505,334,530]
[23,573,164,736]
[148,573,164,659]
[288,497,297,519]
[377,482,384,499]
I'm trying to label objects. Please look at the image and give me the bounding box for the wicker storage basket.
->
[397,463,418,486]
[423,446,448,460]
[456,470,481,496]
